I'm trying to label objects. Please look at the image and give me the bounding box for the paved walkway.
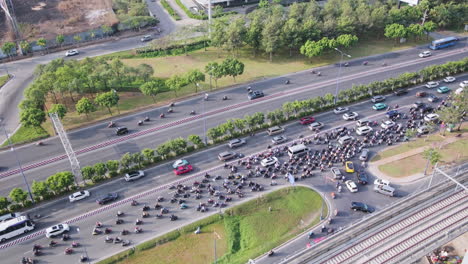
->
[368,134,465,184]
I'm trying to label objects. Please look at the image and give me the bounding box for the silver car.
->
[228,138,246,148]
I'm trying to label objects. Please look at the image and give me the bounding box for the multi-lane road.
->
[0,42,467,198]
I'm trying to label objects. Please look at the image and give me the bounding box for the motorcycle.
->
[80,256,89,263]
[180,203,188,209]
[21,257,34,264]
[62,233,70,241]
[268,250,274,257]
[33,250,42,256]
[168,108,173,113]
[157,196,164,202]
[138,120,143,126]
[344,62,349,67]
[92,228,102,235]
[363,61,368,66]
[160,113,165,118]
[121,229,129,236]
[222,95,228,100]
[65,248,73,255]
[169,102,175,107]
[117,211,124,217]
[95,222,103,228]
[135,219,143,225]
[114,237,123,244]
[36,141,44,146]
[142,205,150,211]
[135,227,142,233]
[107,121,116,128]
[122,240,131,247]
[105,236,114,243]
[317,72,321,76]
[142,212,150,218]
[190,110,196,115]
[71,241,80,248]
[285,80,290,85]
[131,200,138,206]
[170,215,178,221]
[104,228,112,234]
[116,219,124,225]
[49,240,58,247]
[33,244,42,251]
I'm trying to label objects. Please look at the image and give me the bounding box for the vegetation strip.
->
[160,0,182,21]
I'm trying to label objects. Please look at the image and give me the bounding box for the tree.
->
[300,40,325,59]
[281,18,302,57]
[185,69,205,92]
[120,153,133,169]
[245,15,264,56]
[207,127,223,141]
[188,134,204,148]
[407,24,424,40]
[48,104,67,119]
[222,58,244,82]
[106,160,120,174]
[20,108,46,127]
[81,166,95,181]
[75,97,96,120]
[136,64,154,83]
[0,196,10,211]
[9,188,28,206]
[205,62,224,89]
[262,18,283,61]
[384,23,407,44]
[139,79,165,102]
[156,144,171,159]
[233,118,247,133]
[211,19,228,52]
[47,172,75,192]
[132,152,145,168]
[95,91,119,115]
[1,42,16,58]
[224,18,246,55]
[165,75,185,96]
[37,38,47,52]
[142,148,155,163]
[102,25,113,37]
[94,163,107,178]
[258,0,269,8]
[422,148,442,175]
[423,21,437,40]
[73,35,82,45]
[336,34,359,48]
[31,180,50,201]
[19,41,31,54]
[56,35,65,47]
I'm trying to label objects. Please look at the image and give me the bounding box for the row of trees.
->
[384,22,437,43]
[208,0,443,61]
[1,57,467,213]
[300,34,359,59]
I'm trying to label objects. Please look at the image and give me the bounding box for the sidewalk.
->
[368,134,464,184]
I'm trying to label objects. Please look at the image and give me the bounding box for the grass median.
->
[0,74,10,87]
[1,125,49,147]
[97,186,325,264]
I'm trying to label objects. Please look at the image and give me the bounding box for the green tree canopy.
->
[75,97,96,120]
[140,79,165,102]
[48,104,67,119]
[95,91,119,115]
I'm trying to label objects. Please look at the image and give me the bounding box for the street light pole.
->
[197,83,207,145]
[333,48,351,105]
[0,119,34,203]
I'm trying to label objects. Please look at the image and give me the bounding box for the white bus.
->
[0,215,35,243]
[287,144,309,158]
[0,212,22,222]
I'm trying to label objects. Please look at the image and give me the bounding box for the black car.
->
[96,193,118,205]
[115,127,129,136]
[420,105,434,113]
[394,89,408,96]
[351,202,374,213]
[386,110,399,119]
[356,171,368,185]
[248,91,264,100]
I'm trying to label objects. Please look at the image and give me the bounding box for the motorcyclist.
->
[190,110,196,115]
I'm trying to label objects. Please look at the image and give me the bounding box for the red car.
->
[299,116,316,125]
[174,165,193,175]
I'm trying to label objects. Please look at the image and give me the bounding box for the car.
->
[261,157,278,167]
[345,161,355,173]
[455,87,464,95]
[308,122,324,131]
[140,35,153,42]
[46,224,70,238]
[371,95,386,103]
[65,49,79,57]
[420,105,434,113]
[331,167,342,179]
[412,101,424,109]
[374,178,390,186]
[443,76,456,83]
[359,149,370,161]
[96,193,118,205]
[334,107,349,114]
[69,190,90,202]
[350,202,374,213]
[372,103,387,110]
[248,90,264,100]
[394,89,408,96]
[272,135,287,145]
[356,120,370,127]
[343,112,359,121]
[299,116,316,125]
[425,81,439,88]
[460,81,468,88]
[356,170,368,185]
[345,180,358,193]
[174,165,193,175]
[115,127,128,136]
[381,120,396,129]
[124,170,145,182]
[416,91,427,97]
[417,125,430,134]
[218,151,237,161]
[355,126,373,136]
[267,126,284,135]
[172,159,189,169]
[424,113,439,122]
[386,110,399,119]
[437,86,450,94]
[228,138,246,148]
[418,51,431,58]
[427,93,439,102]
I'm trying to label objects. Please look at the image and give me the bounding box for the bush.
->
[9,204,22,211]
[135,40,208,58]
[23,200,33,208]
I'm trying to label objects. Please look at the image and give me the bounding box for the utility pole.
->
[208,0,212,38]
[333,48,352,105]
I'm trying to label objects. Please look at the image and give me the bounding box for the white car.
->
[331,167,342,179]
[355,126,373,136]
[308,122,324,131]
[261,157,278,167]
[374,178,390,186]
[271,135,287,145]
[381,120,396,130]
[343,112,359,121]
[417,125,430,134]
[425,81,439,89]
[443,76,456,83]
[124,170,145,182]
[228,138,246,148]
[172,159,189,169]
[69,190,90,202]
[371,95,386,103]
[460,81,468,88]
[345,180,358,193]
[418,51,431,58]
[424,113,439,122]
[334,107,349,114]
[65,49,79,56]
[45,223,70,238]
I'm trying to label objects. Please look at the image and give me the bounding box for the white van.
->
[287,144,309,158]
[338,135,354,145]
[374,184,395,197]
[267,126,285,136]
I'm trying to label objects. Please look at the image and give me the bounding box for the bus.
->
[429,37,459,50]
[0,215,35,243]
[0,212,22,222]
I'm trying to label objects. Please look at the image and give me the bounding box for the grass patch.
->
[378,137,468,178]
[0,74,10,87]
[160,0,182,21]
[98,187,324,264]
[1,125,49,147]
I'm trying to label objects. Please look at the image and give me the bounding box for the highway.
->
[0,43,466,197]
[0,79,462,263]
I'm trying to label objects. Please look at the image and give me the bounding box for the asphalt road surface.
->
[0,80,459,263]
[0,45,466,196]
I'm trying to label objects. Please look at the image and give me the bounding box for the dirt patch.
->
[1,0,118,42]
